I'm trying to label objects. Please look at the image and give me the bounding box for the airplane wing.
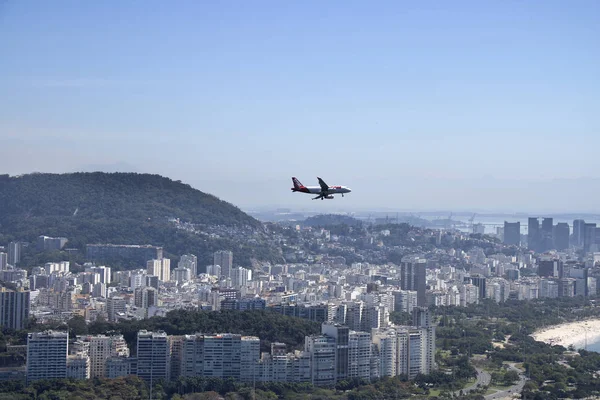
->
[317,177,329,192]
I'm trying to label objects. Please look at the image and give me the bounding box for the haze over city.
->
[1,1,598,212]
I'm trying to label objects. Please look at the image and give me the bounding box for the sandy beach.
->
[531,319,600,349]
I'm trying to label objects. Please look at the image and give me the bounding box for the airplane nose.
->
[347,188,352,193]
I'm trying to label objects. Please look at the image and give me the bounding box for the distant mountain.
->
[0,173,281,268]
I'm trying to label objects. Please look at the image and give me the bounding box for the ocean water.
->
[584,340,600,353]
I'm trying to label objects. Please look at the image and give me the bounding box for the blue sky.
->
[1,1,598,212]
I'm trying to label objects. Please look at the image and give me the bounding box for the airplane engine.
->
[324,195,334,199]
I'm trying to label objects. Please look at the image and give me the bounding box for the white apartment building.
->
[146,258,171,282]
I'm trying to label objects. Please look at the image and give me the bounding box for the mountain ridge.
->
[0,172,281,268]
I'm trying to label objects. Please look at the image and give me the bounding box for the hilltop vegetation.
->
[0,173,281,267]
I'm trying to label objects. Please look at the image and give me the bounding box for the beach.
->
[532,319,600,350]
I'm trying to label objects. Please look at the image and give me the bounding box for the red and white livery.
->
[291,177,352,200]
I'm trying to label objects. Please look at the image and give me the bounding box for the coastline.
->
[531,318,600,350]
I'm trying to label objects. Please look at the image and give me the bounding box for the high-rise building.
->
[87,265,111,285]
[134,287,158,309]
[0,253,6,270]
[171,267,191,283]
[169,336,185,380]
[26,331,68,383]
[400,256,427,307]
[348,331,371,380]
[231,267,249,288]
[37,235,68,251]
[178,254,198,276]
[584,223,598,253]
[541,217,554,251]
[66,354,90,380]
[206,265,221,277]
[73,334,129,378]
[147,258,170,282]
[0,288,30,331]
[503,222,521,246]
[554,223,570,251]
[528,217,540,252]
[466,276,487,299]
[8,242,22,266]
[393,290,418,314]
[130,273,145,290]
[321,323,349,381]
[214,250,233,279]
[145,275,159,290]
[412,307,436,374]
[44,261,70,275]
[305,335,337,386]
[396,327,429,379]
[136,330,170,383]
[573,219,585,247]
[181,333,260,382]
[538,258,561,278]
[371,330,397,378]
[106,297,126,322]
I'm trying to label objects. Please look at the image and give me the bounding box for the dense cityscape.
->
[0,205,600,399]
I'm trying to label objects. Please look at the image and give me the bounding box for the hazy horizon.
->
[1,1,598,212]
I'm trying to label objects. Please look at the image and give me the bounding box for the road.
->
[456,362,527,400]
[484,362,528,400]
[455,367,491,396]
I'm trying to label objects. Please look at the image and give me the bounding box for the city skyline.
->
[1,1,599,211]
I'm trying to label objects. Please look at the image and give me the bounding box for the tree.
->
[67,316,88,337]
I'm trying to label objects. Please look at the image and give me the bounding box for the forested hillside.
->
[0,173,282,267]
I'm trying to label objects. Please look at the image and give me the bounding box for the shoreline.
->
[531,319,600,350]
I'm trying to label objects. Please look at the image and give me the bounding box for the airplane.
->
[291,177,352,200]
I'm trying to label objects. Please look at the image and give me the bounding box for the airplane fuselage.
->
[292,186,351,196]
[291,177,352,200]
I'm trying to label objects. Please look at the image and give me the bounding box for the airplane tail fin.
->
[291,177,305,191]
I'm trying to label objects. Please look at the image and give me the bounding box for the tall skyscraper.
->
[554,223,570,251]
[7,242,22,266]
[26,331,68,383]
[584,223,598,253]
[136,330,171,383]
[528,217,540,252]
[503,222,521,246]
[0,288,30,330]
[214,250,233,279]
[400,256,427,307]
[541,217,554,251]
[0,253,6,270]
[573,219,585,247]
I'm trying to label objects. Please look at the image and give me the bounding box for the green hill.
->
[0,172,282,269]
